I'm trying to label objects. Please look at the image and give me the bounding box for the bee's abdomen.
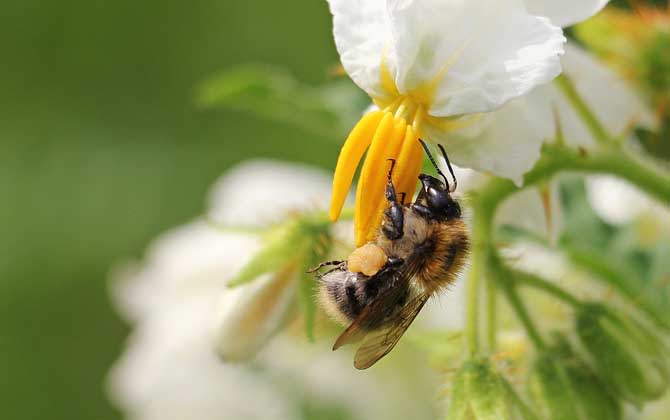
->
[318,268,400,328]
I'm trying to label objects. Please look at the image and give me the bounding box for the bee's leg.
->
[375,257,404,278]
[307,260,344,273]
[382,159,404,240]
[411,203,435,220]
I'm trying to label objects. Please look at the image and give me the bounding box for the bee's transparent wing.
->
[353,292,430,369]
[332,267,409,350]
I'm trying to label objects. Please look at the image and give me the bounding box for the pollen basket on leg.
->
[355,115,407,246]
[329,111,385,222]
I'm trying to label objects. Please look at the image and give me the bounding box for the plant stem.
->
[485,143,669,206]
[490,253,547,350]
[513,270,583,307]
[486,275,497,352]
[465,200,493,356]
[554,74,611,145]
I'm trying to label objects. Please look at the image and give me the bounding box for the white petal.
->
[107,300,297,420]
[523,0,609,28]
[109,221,259,323]
[557,42,657,144]
[214,272,297,362]
[427,92,552,184]
[438,42,655,180]
[497,180,563,241]
[388,0,565,116]
[260,337,441,420]
[208,159,333,226]
[327,0,395,101]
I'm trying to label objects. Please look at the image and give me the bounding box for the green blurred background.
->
[0,2,346,419]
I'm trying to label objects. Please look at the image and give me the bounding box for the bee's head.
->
[418,174,461,220]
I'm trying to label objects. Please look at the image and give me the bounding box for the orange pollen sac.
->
[329,108,423,247]
[347,243,387,276]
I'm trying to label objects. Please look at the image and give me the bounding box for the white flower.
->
[449,1,656,185]
[108,160,335,419]
[327,0,566,245]
[586,175,670,227]
[523,0,608,27]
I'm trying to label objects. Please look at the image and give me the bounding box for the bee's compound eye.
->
[347,243,387,276]
[426,187,461,220]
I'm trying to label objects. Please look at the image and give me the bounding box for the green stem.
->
[502,379,540,420]
[554,74,611,145]
[465,201,493,356]
[482,143,670,207]
[486,275,497,352]
[489,252,546,350]
[513,270,583,308]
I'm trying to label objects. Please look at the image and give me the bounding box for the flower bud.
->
[576,303,670,406]
[447,358,531,420]
[550,334,622,420]
[527,354,581,420]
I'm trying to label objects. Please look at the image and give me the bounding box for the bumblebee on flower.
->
[326,0,566,245]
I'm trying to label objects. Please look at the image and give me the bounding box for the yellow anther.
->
[329,111,385,222]
[355,115,407,245]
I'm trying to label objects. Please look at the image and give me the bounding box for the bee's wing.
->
[353,292,430,369]
[332,267,408,350]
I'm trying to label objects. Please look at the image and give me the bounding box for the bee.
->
[312,140,469,369]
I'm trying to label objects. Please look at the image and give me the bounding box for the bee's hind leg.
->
[382,159,404,240]
[307,260,344,273]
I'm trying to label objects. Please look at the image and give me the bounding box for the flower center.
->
[329,103,425,245]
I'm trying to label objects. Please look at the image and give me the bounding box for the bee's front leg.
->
[382,159,404,240]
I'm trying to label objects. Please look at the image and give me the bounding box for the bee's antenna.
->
[437,144,458,192]
[418,139,450,190]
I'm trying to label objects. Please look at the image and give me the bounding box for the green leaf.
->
[196,64,365,139]
[228,223,302,287]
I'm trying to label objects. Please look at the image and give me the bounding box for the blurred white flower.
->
[586,175,670,227]
[327,0,566,244]
[108,160,333,419]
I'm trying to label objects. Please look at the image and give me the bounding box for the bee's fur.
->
[377,207,469,294]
